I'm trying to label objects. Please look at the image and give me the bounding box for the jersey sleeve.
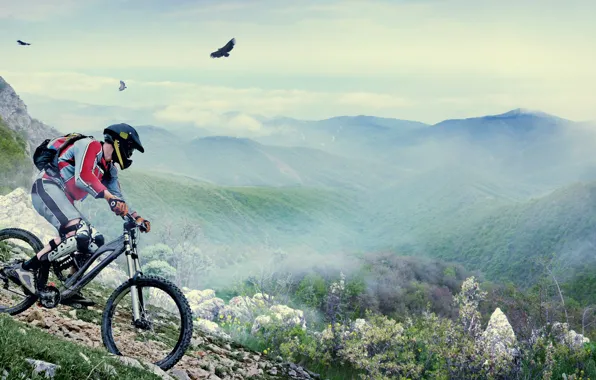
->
[73,139,108,198]
[102,164,136,214]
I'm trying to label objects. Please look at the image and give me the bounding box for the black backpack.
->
[33,133,92,177]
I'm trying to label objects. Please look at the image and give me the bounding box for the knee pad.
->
[88,226,105,253]
[46,236,78,262]
[71,220,92,253]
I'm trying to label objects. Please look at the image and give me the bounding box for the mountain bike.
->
[0,214,193,371]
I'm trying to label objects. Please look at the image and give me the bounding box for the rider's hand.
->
[105,193,128,216]
[135,216,151,233]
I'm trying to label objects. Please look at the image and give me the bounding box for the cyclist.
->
[4,123,151,306]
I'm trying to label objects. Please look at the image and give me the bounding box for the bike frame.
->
[53,215,144,320]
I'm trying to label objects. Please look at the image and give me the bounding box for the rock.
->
[112,355,144,370]
[186,367,212,379]
[551,322,590,350]
[101,364,118,377]
[190,337,204,348]
[25,359,61,379]
[268,367,278,375]
[139,359,176,380]
[0,188,56,244]
[0,76,61,153]
[480,308,518,372]
[96,267,129,289]
[194,318,231,340]
[192,298,226,321]
[168,369,191,380]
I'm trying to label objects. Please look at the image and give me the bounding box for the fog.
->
[51,109,594,295]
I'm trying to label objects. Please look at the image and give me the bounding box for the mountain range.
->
[3,74,596,289]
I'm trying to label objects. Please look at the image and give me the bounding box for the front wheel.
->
[101,275,193,371]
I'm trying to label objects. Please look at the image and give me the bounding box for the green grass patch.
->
[0,314,161,380]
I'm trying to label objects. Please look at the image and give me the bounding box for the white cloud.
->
[0,0,94,21]
[337,92,414,109]
[4,70,596,128]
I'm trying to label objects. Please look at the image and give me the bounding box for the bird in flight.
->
[119,80,127,91]
[210,38,236,58]
[17,40,31,46]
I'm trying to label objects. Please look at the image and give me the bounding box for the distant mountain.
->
[427,108,572,142]
[133,126,385,190]
[255,114,428,158]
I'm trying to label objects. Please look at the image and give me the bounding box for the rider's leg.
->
[21,218,87,271]
[5,179,96,304]
[31,218,80,260]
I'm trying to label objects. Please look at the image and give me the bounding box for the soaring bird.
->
[17,40,31,46]
[119,80,127,91]
[210,38,235,58]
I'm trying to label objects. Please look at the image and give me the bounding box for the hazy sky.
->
[1,0,595,134]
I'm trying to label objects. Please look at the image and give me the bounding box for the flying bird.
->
[119,80,127,91]
[17,40,31,46]
[210,38,236,58]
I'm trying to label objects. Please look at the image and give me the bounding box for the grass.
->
[0,116,31,196]
[0,314,162,380]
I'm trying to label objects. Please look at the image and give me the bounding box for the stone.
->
[480,308,518,372]
[168,369,191,380]
[25,359,61,379]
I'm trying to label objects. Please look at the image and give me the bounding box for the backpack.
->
[33,133,93,177]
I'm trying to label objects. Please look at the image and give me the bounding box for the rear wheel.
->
[101,275,193,370]
[0,228,41,315]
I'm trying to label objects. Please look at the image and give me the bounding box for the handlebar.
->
[121,213,148,232]
[122,213,136,222]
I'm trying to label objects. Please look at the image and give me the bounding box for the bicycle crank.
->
[38,284,61,309]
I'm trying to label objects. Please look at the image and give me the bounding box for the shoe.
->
[4,262,37,295]
[61,291,96,307]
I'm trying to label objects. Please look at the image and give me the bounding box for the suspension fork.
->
[124,231,142,321]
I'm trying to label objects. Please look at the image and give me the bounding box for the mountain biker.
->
[4,123,151,307]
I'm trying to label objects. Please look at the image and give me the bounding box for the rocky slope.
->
[14,304,318,380]
[0,76,61,154]
[0,187,56,242]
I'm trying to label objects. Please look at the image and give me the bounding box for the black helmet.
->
[103,123,144,170]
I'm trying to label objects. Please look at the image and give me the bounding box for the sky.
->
[1,0,595,135]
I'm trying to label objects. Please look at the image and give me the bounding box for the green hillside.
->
[0,116,31,195]
[79,169,360,249]
[420,180,596,287]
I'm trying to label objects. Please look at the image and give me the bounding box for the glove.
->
[135,216,151,233]
[105,194,128,216]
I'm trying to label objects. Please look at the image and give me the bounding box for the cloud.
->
[154,105,266,136]
[4,69,596,128]
[337,92,414,109]
[0,0,94,21]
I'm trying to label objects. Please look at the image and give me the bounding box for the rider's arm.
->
[73,139,108,199]
[101,164,137,216]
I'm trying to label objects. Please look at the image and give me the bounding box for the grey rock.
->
[25,359,61,379]
[0,76,61,154]
[101,364,118,377]
[168,369,191,380]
